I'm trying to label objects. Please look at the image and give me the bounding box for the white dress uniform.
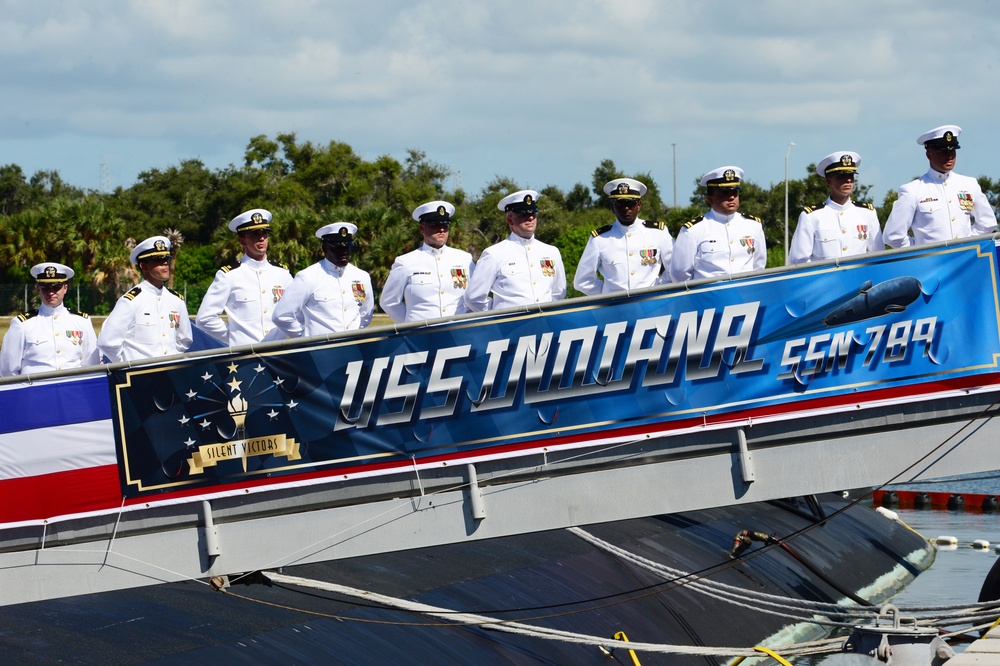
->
[789,199,884,264]
[669,209,767,282]
[464,234,566,311]
[574,219,673,295]
[884,170,997,248]
[195,256,293,345]
[97,280,193,363]
[0,304,99,376]
[271,259,374,337]
[380,244,475,322]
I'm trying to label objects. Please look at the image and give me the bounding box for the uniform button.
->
[56,350,61,354]
[842,246,847,251]
[841,228,846,233]
[629,252,633,256]
[263,309,268,314]
[839,212,844,217]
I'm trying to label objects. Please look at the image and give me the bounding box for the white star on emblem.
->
[287,400,298,410]
[227,362,239,374]
[255,364,265,373]
[178,415,190,425]
[228,377,242,391]
[201,372,213,382]
[200,419,212,430]
[184,438,196,446]
[268,409,279,420]
[186,389,197,400]
[273,377,285,387]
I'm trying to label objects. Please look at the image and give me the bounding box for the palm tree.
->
[163,228,184,290]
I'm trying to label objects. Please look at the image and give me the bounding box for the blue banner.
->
[110,239,1000,497]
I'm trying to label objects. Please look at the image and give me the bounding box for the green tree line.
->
[1,133,999,315]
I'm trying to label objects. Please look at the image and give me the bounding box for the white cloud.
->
[1,0,999,198]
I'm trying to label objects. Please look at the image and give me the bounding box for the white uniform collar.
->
[824,197,851,211]
[507,232,535,245]
[419,243,448,256]
[321,258,348,275]
[614,218,644,230]
[37,303,67,316]
[141,279,165,294]
[927,168,951,182]
[705,209,736,224]
[241,254,270,268]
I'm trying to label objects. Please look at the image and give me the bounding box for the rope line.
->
[258,570,837,659]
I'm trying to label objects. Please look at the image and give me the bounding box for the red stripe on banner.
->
[0,465,121,524]
[2,373,998,525]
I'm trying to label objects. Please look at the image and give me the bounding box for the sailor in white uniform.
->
[271,222,374,337]
[380,201,475,323]
[788,151,884,264]
[195,208,293,345]
[464,190,566,312]
[884,125,997,248]
[670,166,767,282]
[97,236,193,363]
[574,178,673,295]
[0,262,99,376]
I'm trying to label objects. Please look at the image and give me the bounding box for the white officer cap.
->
[604,178,647,199]
[130,236,172,265]
[818,151,861,175]
[229,208,272,233]
[315,222,358,242]
[31,262,74,284]
[497,190,540,213]
[699,166,744,188]
[412,201,456,223]
[917,125,961,149]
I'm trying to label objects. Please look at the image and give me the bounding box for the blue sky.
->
[3,0,999,206]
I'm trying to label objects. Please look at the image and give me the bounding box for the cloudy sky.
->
[3,1,999,206]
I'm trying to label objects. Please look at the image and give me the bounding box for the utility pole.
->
[784,142,796,265]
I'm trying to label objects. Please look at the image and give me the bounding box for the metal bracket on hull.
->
[466,464,486,521]
[201,500,221,566]
[737,428,755,484]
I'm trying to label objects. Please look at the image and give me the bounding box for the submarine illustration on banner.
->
[758,276,927,345]
[823,277,923,327]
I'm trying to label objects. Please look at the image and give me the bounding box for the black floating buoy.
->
[913,492,932,509]
[947,494,966,510]
[881,491,899,507]
[983,496,1000,512]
